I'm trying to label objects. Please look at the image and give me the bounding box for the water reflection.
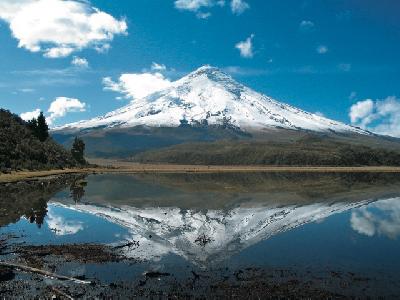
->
[1,172,400,267]
[70,179,87,203]
[67,200,370,264]
[46,206,84,235]
[25,198,47,228]
[351,198,400,239]
[55,172,400,209]
[0,175,82,227]
[53,173,400,265]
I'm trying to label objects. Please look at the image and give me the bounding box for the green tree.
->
[71,137,86,165]
[27,118,38,136]
[36,112,49,142]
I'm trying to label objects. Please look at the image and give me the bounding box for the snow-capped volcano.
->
[51,198,373,265]
[57,66,367,134]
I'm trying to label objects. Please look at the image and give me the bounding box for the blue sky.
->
[0,0,399,136]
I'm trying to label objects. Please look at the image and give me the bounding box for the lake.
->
[1,172,400,298]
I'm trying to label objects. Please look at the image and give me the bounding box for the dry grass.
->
[2,159,400,183]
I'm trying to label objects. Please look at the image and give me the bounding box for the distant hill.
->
[131,136,400,166]
[0,109,77,172]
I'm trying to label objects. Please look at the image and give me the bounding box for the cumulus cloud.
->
[0,0,127,58]
[46,207,84,236]
[20,108,41,121]
[71,56,89,68]
[351,198,400,240]
[103,72,172,100]
[235,34,255,58]
[349,96,400,137]
[349,99,374,125]
[174,0,248,17]
[151,62,167,71]
[316,45,328,54]
[22,97,87,125]
[230,0,249,15]
[174,0,223,18]
[174,0,216,11]
[299,20,314,32]
[350,210,376,237]
[47,97,86,125]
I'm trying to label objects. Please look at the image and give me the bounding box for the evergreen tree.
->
[36,112,49,142]
[71,137,86,165]
[27,118,38,136]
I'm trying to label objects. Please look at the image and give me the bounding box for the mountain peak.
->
[184,65,230,81]
[191,65,221,74]
[181,65,241,90]
[55,65,368,136]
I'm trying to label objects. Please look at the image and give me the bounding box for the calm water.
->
[1,172,400,294]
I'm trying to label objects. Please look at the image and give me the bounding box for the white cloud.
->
[44,47,75,58]
[299,20,314,32]
[230,0,249,15]
[18,88,35,93]
[47,97,86,125]
[349,96,400,137]
[46,207,84,236]
[235,34,255,58]
[351,210,376,237]
[314,111,325,117]
[351,198,400,240]
[175,0,248,17]
[151,62,167,71]
[349,99,374,125]
[71,56,89,68]
[316,45,328,54]
[196,11,212,19]
[103,72,172,100]
[20,108,40,121]
[174,0,224,17]
[0,0,127,58]
[174,0,215,11]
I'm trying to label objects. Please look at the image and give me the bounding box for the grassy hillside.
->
[132,135,400,166]
[0,109,77,172]
[52,126,400,165]
[52,125,250,158]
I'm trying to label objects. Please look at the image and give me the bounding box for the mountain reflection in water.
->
[1,173,400,268]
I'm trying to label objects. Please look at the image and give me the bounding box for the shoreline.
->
[2,164,400,183]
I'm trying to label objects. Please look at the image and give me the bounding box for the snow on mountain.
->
[56,65,367,134]
[51,199,371,265]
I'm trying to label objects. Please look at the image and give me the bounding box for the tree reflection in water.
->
[25,198,47,228]
[70,180,87,203]
[0,174,85,228]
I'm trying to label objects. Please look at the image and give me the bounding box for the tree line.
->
[26,112,86,164]
[0,109,86,172]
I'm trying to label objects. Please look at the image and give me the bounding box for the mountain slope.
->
[56,66,367,135]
